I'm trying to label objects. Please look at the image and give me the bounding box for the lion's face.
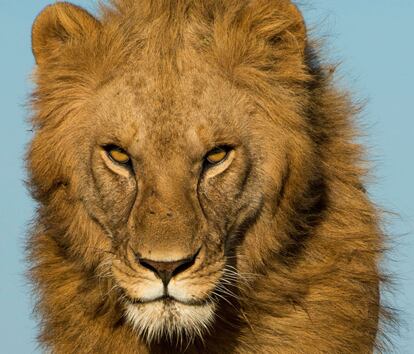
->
[77,66,280,341]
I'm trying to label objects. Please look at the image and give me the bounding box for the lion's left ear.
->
[32,2,100,65]
[256,0,307,54]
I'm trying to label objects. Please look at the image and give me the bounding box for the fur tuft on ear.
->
[32,2,100,65]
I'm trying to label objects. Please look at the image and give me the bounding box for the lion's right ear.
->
[32,2,100,65]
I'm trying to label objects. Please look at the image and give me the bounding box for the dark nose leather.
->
[137,252,198,286]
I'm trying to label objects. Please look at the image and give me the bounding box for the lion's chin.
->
[125,298,216,344]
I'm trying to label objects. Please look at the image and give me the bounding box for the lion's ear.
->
[32,2,100,65]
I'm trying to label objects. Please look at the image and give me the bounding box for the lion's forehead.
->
[91,68,250,156]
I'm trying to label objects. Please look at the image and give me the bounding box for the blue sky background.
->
[0,1,412,352]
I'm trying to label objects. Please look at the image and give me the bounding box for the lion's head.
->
[27,1,384,352]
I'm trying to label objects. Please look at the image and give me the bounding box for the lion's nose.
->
[137,251,199,286]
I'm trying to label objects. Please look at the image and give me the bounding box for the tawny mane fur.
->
[27,0,390,353]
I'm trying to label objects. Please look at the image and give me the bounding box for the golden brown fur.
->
[27,1,390,353]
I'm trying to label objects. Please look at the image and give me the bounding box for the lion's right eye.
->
[204,146,232,167]
[104,145,131,165]
[206,147,228,164]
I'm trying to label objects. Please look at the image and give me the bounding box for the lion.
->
[26,0,389,353]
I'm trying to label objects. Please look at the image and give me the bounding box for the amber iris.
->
[107,147,130,164]
[206,147,228,164]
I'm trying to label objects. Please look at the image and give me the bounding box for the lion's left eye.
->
[104,145,131,165]
[205,146,231,165]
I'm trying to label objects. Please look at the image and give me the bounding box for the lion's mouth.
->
[126,294,211,307]
[113,251,224,342]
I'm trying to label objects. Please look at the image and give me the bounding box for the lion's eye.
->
[205,146,230,165]
[104,145,131,165]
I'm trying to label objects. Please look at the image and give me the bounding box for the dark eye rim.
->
[203,145,233,168]
[102,144,132,167]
